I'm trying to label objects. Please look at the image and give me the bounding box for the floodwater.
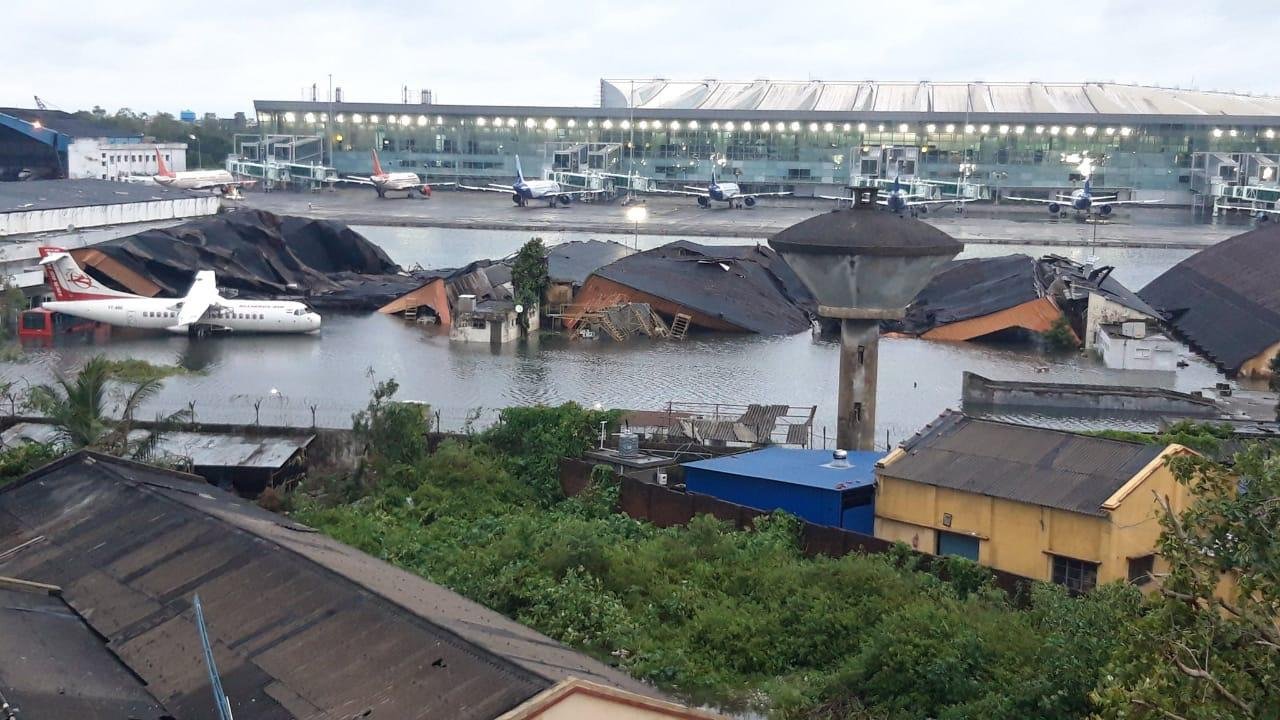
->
[1,226,1243,444]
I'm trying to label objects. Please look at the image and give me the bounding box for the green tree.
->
[27,355,189,459]
[511,238,549,329]
[1095,447,1280,719]
[349,377,430,490]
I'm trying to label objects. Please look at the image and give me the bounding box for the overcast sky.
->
[4,1,1278,116]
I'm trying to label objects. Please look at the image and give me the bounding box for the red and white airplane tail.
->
[37,247,140,301]
[370,149,386,177]
[154,149,176,178]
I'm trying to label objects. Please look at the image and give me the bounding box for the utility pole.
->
[328,73,334,167]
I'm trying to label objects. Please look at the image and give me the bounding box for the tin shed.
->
[682,447,883,533]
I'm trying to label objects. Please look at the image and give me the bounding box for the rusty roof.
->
[0,452,658,720]
[881,411,1166,517]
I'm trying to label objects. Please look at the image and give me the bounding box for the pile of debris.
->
[378,259,513,326]
[66,210,414,309]
[889,253,1161,347]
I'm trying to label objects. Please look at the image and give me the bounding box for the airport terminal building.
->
[254,80,1280,201]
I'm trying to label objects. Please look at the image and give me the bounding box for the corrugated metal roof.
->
[546,240,634,285]
[1,424,312,469]
[602,80,1280,117]
[0,179,201,213]
[882,412,1166,517]
[0,586,168,719]
[1140,223,1280,374]
[683,447,883,490]
[0,453,658,720]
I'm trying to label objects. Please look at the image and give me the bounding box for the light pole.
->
[188,133,202,169]
[625,205,648,250]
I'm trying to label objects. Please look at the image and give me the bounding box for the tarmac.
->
[235,188,1251,249]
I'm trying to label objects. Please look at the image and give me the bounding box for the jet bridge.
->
[229,134,338,191]
[1190,152,1280,217]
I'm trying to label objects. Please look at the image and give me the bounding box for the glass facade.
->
[257,104,1280,196]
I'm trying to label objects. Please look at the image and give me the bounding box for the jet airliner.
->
[341,150,455,198]
[819,177,973,215]
[38,248,321,335]
[650,166,791,208]
[1007,178,1162,217]
[460,156,600,206]
[150,150,252,194]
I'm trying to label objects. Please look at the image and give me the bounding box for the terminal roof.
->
[602,80,1280,117]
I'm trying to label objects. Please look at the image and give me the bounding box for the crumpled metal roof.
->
[1,424,311,469]
[882,412,1166,517]
[602,80,1280,116]
[1140,223,1280,375]
[0,453,658,720]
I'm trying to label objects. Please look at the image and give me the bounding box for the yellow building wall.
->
[519,693,706,720]
[874,449,1192,586]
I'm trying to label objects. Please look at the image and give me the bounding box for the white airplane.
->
[341,150,455,199]
[37,247,321,335]
[1007,178,1162,217]
[818,177,974,215]
[459,155,600,207]
[648,165,790,208]
[151,149,253,194]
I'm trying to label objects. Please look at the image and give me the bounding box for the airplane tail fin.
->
[371,149,385,176]
[155,149,175,178]
[38,247,140,301]
[1083,177,1092,195]
[514,155,525,182]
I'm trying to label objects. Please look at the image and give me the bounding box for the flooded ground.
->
[3,227,1243,445]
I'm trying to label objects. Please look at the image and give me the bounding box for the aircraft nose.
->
[308,313,322,331]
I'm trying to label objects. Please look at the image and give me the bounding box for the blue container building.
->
[682,447,884,534]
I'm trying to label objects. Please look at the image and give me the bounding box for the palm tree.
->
[28,355,189,460]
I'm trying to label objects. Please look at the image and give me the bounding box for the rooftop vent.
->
[829,449,850,468]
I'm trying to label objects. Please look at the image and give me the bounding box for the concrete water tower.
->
[769,188,963,451]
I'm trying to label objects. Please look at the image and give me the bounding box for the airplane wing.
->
[423,181,456,188]
[741,191,793,199]
[1005,196,1064,204]
[176,271,219,326]
[545,189,602,197]
[338,175,375,186]
[1097,198,1164,206]
[457,184,518,193]
[905,198,976,207]
[183,179,257,191]
[643,187,709,197]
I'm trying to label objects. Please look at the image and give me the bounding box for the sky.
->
[4,1,1279,116]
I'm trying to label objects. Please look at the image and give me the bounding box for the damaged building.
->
[1140,223,1280,378]
[0,452,686,720]
[545,239,635,307]
[568,240,817,335]
[62,209,417,310]
[891,254,1161,349]
[378,259,513,326]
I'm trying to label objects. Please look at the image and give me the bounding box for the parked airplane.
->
[819,177,973,215]
[459,156,599,207]
[341,150,455,198]
[650,166,791,208]
[37,248,321,335]
[150,150,252,194]
[1007,178,1161,217]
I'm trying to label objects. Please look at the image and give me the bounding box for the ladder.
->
[647,308,670,338]
[669,313,692,340]
[402,306,418,321]
[596,312,627,342]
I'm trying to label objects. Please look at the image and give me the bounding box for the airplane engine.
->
[420,185,432,197]
[512,193,522,205]
[1097,204,1113,216]
[1047,203,1061,214]
[697,196,710,208]
[743,196,757,208]
[558,195,572,206]
[916,205,928,215]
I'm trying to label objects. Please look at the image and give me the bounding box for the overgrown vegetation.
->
[510,237,549,329]
[1088,421,1238,456]
[27,355,190,459]
[0,443,60,487]
[1041,314,1079,350]
[100,357,197,383]
[283,381,1280,718]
